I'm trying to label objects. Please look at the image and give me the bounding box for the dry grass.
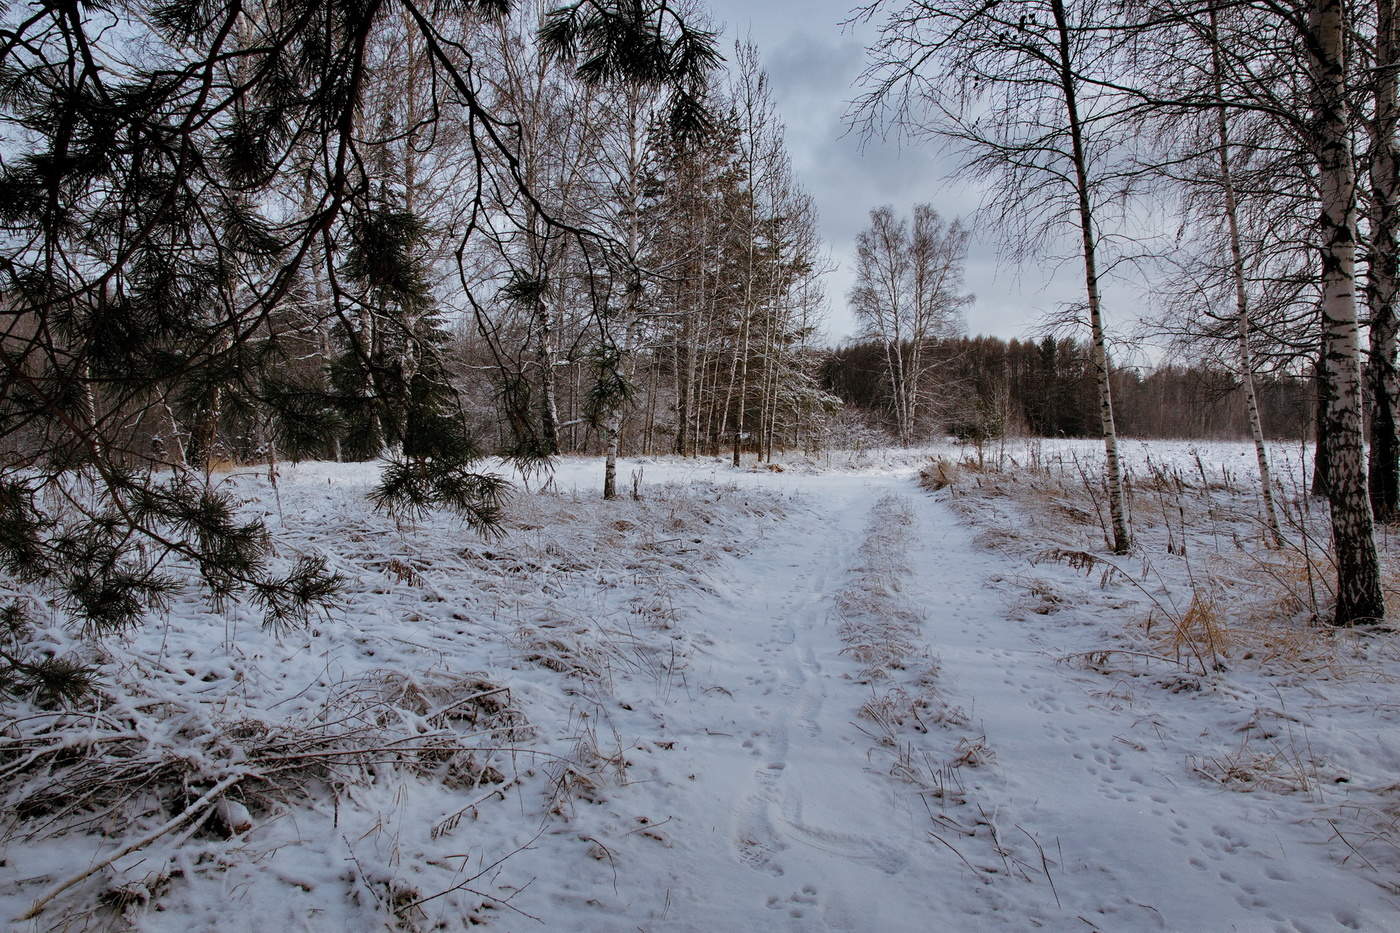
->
[1,669,530,847]
[919,457,960,491]
[545,721,630,817]
[1323,790,1400,893]
[1189,726,1334,800]
[859,683,969,736]
[928,440,1400,900]
[1144,586,1231,673]
[0,667,537,925]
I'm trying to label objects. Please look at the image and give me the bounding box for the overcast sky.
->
[701,0,1086,346]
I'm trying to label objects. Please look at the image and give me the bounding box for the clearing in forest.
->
[3,442,1397,931]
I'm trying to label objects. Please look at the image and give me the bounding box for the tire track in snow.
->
[607,475,968,932]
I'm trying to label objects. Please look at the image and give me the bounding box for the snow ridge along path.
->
[521,462,1394,932]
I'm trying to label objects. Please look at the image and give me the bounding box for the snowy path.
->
[634,474,933,930]
[522,472,954,929]
[521,466,1393,932]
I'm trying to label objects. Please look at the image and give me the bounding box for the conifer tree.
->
[0,0,719,697]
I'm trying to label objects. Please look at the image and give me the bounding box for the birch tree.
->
[1306,0,1385,621]
[848,205,969,444]
[851,0,1133,552]
[1136,9,1300,545]
[1208,18,1284,545]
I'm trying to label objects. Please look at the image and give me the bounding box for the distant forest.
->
[822,336,1315,443]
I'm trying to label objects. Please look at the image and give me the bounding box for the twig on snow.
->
[18,772,245,921]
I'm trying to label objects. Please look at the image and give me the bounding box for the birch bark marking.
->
[1050,0,1129,554]
[1369,0,1400,523]
[535,282,561,455]
[1310,0,1385,623]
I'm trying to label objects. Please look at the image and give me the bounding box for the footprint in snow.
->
[766,884,820,920]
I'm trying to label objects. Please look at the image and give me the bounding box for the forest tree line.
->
[823,336,1315,443]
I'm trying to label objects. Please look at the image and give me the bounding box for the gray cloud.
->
[703,0,1087,344]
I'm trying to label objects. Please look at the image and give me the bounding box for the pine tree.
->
[0,0,720,697]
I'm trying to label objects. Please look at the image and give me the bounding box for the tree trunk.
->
[676,318,694,455]
[1369,0,1400,523]
[1051,0,1129,554]
[188,383,222,471]
[1310,0,1385,624]
[536,295,561,455]
[733,308,751,467]
[1313,354,1331,496]
[161,401,188,469]
[603,411,620,499]
[1211,18,1283,545]
[645,356,659,455]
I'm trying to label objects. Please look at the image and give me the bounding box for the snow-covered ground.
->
[4,439,1398,931]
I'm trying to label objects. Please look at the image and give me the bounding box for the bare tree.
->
[1208,16,1284,546]
[1139,9,1291,543]
[851,0,1133,552]
[848,204,969,444]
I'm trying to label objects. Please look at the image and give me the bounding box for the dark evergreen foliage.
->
[539,0,721,142]
[371,457,510,532]
[0,600,95,706]
[0,0,718,699]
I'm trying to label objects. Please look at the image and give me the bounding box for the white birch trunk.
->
[1050,0,1129,554]
[1310,0,1385,623]
[1210,19,1283,546]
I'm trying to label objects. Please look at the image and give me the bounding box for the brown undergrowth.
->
[926,446,1400,684]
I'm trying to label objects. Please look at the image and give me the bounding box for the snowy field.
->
[4,438,1398,931]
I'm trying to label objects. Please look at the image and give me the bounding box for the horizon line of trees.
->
[824,335,1315,443]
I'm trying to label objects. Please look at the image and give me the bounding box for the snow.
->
[4,439,1398,931]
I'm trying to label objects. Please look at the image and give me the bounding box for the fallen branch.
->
[19,771,245,921]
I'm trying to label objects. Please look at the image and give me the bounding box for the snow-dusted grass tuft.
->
[1188,727,1331,799]
[837,496,962,750]
[1326,794,1400,894]
[836,495,934,699]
